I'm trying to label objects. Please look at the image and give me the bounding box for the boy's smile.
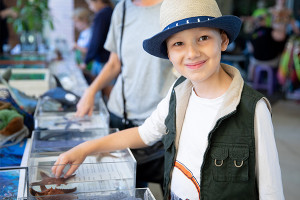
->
[166,27,230,98]
[185,60,207,70]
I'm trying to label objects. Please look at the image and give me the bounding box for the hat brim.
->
[143,15,242,59]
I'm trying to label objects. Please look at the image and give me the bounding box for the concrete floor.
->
[272,100,300,200]
[148,99,300,200]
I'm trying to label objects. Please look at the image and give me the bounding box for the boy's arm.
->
[52,127,147,178]
[76,52,121,116]
[255,100,285,199]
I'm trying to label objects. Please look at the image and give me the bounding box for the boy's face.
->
[166,27,229,85]
[74,19,88,31]
[86,0,101,13]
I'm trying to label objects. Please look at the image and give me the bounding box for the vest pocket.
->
[229,146,249,181]
[211,145,249,182]
[211,147,229,182]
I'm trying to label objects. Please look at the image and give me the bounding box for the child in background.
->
[83,0,113,96]
[82,0,113,77]
[52,0,284,199]
[269,0,299,41]
[72,7,92,68]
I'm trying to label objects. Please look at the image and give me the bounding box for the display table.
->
[0,54,47,69]
[48,52,88,97]
[0,51,157,199]
[0,68,51,97]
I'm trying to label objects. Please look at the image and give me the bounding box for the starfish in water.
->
[29,187,77,200]
[31,171,76,190]
[30,171,77,199]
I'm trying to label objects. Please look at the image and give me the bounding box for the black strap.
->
[120,1,129,125]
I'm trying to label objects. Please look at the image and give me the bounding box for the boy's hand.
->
[51,145,87,178]
[76,89,95,117]
[72,43,79,50]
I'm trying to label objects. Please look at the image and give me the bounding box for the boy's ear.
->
[221,31,229,51]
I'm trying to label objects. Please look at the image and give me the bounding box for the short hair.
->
[73,7,92,24]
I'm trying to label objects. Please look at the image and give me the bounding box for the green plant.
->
[8,0,54,34]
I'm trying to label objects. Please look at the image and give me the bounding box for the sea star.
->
[30,171,77,199]
[31,171,75,189]
[29,187,77,200]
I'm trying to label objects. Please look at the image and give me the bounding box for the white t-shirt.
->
[139,87,284,200]
[170,89,225,199]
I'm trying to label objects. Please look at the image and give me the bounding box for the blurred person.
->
[76,0,176,188]
[246,0,298,82]
[247,26,286,81]
[73,7,92,65]
[83,0,114,97]
[0,0,17,54]
[252,0,271,28]
[72,7,93,84]
[241,1,271,35]
[269,0,299,41]
[83,0,113,76]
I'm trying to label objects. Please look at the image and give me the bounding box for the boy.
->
[52,0,284,199]
[72,7,92,66]
[82,0,113,76]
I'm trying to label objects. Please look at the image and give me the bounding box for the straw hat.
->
[143,0,242,59]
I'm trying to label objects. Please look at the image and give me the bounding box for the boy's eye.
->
[174,42,183,46]
[199,36,209,41]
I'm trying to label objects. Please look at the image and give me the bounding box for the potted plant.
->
[8,0,54,52]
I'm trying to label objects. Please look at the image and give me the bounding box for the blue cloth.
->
[91,61,116,85]
[84,6,112,64]
[0,138,27,167]
[91,61,104,76]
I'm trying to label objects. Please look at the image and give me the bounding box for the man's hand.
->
[76,88,95,117]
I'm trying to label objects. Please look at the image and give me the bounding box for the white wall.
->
[44,0,74,51]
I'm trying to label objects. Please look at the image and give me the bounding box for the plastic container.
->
[34,97,109,130]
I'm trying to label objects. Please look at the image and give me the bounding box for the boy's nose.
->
[186,43,200,59]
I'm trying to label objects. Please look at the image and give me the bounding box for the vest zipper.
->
[167,143,178,199]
